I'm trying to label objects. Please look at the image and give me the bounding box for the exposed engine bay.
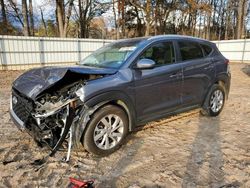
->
[32,81,83,148]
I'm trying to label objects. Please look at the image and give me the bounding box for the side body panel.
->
[177,41,216,107]
[181,57,215,106]
[133,63,183,122]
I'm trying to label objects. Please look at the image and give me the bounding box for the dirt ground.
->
[0,63,249,188]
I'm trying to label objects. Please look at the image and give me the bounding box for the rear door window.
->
[178,41,204,61]
[201,44,213,56]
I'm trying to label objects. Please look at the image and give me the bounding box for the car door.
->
[133,41,183,123]
[178,41,215,107]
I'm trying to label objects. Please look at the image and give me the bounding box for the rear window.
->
[201,44,213,56]
[178,41,203,61]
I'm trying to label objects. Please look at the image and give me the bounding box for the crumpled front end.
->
[10,83,83,150]
[10,69,107,160]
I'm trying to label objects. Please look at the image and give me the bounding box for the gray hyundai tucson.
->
[10,35,231,157]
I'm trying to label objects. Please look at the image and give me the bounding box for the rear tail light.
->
[225,59,230,73]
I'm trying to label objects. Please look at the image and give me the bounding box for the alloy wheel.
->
[210,89,224,113]
[93,114,124,150]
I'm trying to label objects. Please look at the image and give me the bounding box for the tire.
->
[83,105,129,156]
[201,84,226,117]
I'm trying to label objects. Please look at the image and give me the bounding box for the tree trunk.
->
[237,0,244,39]
[63,0,74,37]
[192,11,197,36]
[121,0,125,37]
[118,0,125,38]
[56,0,65,37]
[40,8,47,36]
[203,12,207,38]
[0,0,8,34]
[206,0,213,40]
[198,11,202,38]
[79,0,84,38]
[112,0,118,39]
[154,0,158,35]
[0,0,7,24]
[242,0,248,38]
[233,7,237,39]
[207,13,211,40]
[82,0,91,38]
[29,0,34,36]
[22,0,30,36]
[9,0,24,27]
[145,0,151,36]
[224,0,231,40]
[55,0,74,37]
[134,5,142,37]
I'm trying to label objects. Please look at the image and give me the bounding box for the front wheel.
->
[83,105,129,156]
[201,84,226,116]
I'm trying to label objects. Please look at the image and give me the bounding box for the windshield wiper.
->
[80,63,100,68]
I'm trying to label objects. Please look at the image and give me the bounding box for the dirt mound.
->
[242,65,250,76]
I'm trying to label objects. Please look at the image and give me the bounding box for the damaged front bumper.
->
[10,96,26,131]
[9,91,82,161]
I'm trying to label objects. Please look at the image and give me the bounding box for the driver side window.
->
[139,42,175,66]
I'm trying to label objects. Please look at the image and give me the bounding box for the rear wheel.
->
[83,105,129,156]
[201,84,225,116]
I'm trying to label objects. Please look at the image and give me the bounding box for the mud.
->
[0,63,249,187]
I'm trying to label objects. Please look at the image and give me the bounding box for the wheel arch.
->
[73,91,137,148]
[84,91,136,130]
[214,72,230,99]
[202,73,228,109]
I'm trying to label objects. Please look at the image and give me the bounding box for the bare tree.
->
[29,0,34,36]
[56,0,65,37]
[237,0,244,39]
[40,8,47,36]
[22,0,30,36]
[78,0,84,38]
[112,0,119,39]
[9,0,24,27]
[56,0,74,37]
[145,0,151,36]
[78,0,93,38]
[0,0,8,34]
[1,0,7,24]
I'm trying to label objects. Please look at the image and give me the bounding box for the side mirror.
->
[136,59,155,69]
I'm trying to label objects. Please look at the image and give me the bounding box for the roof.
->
[115,34,211,44]
[147,34,210,43]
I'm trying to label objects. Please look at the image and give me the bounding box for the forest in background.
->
[0,0,249,40]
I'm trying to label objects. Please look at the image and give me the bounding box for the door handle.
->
[170,72,183,78]
[204,64,214,70]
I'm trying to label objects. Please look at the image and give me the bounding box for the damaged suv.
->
[10,35,230,157]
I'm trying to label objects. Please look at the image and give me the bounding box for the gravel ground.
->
[0,63,249,187]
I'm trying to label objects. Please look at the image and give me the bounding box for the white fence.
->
[0,35,249,70]
[213,39,250,63]
[0,35,113,70]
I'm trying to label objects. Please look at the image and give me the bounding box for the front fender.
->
[72,91,137,148]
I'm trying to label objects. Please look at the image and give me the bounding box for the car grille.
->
[12,89,33,123]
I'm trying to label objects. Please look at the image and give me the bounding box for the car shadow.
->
[182,115,225,187]
[96,132,144,187]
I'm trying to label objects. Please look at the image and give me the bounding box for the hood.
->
[13,66,117,100]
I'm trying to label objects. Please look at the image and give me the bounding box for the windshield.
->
[80,40,142,69]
